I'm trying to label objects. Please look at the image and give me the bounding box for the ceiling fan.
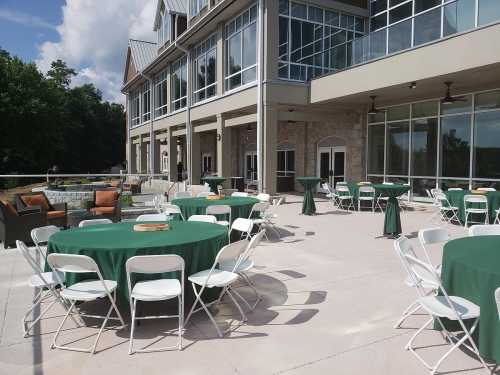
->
[368,95,384,115]
[441,81,467,105]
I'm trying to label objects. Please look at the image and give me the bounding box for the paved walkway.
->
[0,195,490,375]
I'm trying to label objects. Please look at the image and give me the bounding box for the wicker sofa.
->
[0,200,46,248]
[15,191,67,228]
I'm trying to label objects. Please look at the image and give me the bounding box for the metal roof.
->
[129,39,157,73]
[165,0,187,14]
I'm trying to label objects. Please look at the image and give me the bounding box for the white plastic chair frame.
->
[47,253,125,354]
[434,192,461,225]
[477,187,496,192]
[464,194,489,227]
[256,193,270,202]
[495,209,500,224]
[249,202,273,240]
[159,203,185,221]
[126,255,184,354]
[17,240,75,338]
[335,185,354,211]
[206,204,232,227]
[31,225,60,263]
[403,253,490,375]
[184,240,248,338]
[231,192,248,197]
[418,227,448,270]
[174,191,192,199]
[136,213,170,222]
[187,215,217,223]
[358,186,376,212]
[322,183,340,208]
[78,219,113,227]
[229,218,254,242]
[468,224,500,237]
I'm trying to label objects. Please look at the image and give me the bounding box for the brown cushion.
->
[0,200,18,216]
[21,194,50,210]
[95,191,119,207]
[90,207,115,215]
[47,210,66,219]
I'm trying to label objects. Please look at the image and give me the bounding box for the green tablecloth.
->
[372,184,410,236]
[201,177,226,192]
[172,196,259,223]
[296,177,321,215]
[441,236,500,362]
[47,221,228,307]
[446,190,500,224]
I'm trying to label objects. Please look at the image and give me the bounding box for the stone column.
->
[190,132,201,185]
[216,115,232,182]
[216,23,224,96]
[130,139,137,173]
[167,129,178,182]
[140,140,149,174]
[154,138,161,174]
[262,104,278,194]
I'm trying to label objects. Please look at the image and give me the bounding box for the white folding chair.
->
[464,194,489,227]
[336,185,354,210]
[495,209,500,224]
[188,215,217,223]
[468,224,500,237]
[219,230,266,310]
[448,187,463,191]
[174,191,192,199]
[256,193,270,202]
[184,240,248,337]
[259,201,281,239]
[160,203,185,221]
[418,227,448,271]
[430,188,443,198]
[136,213,170,222]
[382,181,394,185]
[126,255,184,354]
[197,191,215,198]
[16,241,72,337]
[477,187,496,192]
[249,202,272,239]
[46,253,125,354]
[31,225,60,261]
[393,237,439,329]
[403,253,490,375]
[229,218,254,241]
[78,219,113,228]
[434,192,461,225]
[231,192,248,197]
[206,205,231,227]
[495,287,500,319]
[322,182,340,208]
[358,185,375,212]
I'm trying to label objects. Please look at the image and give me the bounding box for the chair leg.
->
[229,286,253,311]
[91,302,115,354]
[393,300,421,329]
[185,283,223,338]
[226,288,247,322]
[128,299,137,355]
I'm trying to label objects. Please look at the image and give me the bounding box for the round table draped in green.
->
[446,190,500,224]
[201,177,226,192]
[441,236,500,362]
[296,177,321,215]
[172,196,259,223]
[47,221,228,307]
[372,184,410,236]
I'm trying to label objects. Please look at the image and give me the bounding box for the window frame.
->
[192,33,218,104]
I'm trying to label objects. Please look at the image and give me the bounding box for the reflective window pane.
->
[389,2,412,23]
[388,18,412,53]
[412,178,436,199]
[412,118,437,176]
[443,0,475,37]
[473,110,500,178]
[369,28,387,59]
[415,0,441,14]
[291,2,307,19]
[440,179,470,190]
[279,0,289,15]
[441,95,472,115]
[371,13,387,31]
[414,7,441,46]
[387,104,410,121]
[242,23,256,68]
[440,115,471,178]
[371,0,388,16]
[475,90,500,111]
[412,100,438,118]
[368,124,385,174]
[368,111,385,123]
[386,121,409,175]
[478,0,500,26]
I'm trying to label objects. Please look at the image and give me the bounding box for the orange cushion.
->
[47,210,65,219]
[0,200,17,216]
[95,191,118,207]
[90,207,115,215]
[21,194,49,210]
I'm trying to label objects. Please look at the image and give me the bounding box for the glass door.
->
[332,147,345,186]
[245,151,258,183]
[317,146,346,191]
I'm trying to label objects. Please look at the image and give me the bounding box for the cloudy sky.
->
[0,0,157,103]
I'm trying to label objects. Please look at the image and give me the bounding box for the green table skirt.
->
[441,236,500,362]
[172,197,259,223]
[446,190,500,223]
[47,222,228,308]
[372,184,410,236]
[296,177,320,215]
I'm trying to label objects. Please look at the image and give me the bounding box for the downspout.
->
[256,0,264,192]
[138,71,155,180]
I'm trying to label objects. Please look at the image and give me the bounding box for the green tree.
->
[46,59,77,89]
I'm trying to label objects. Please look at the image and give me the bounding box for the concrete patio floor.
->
[0,195,493,375]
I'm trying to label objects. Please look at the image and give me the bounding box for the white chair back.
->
[468,224,500,237]
[17,240,51,282]
[174,191,192,199]
[250,201,270,217]
[256,193,270,202]
[188,215,217,223]
[403,254,442,293]
[197,191,215,198]
[126,254,184,275]
[231,192,248,197]
[206,204,231,216]
[464,194,488,207]
[359,186,375,195]
[448,187,463,191]
[31,225,60,261]
[230,218,254,238]
[47,253,99,274]
[79,219,113,228]
[215,240,248,272]
[336,185,350,194]
[382,182,394,185]
[418,227,449,245]
[477,187,496,192]
[136,213,170,222]
[430,188,443,198]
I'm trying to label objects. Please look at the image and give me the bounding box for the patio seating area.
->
[0,194,495,375]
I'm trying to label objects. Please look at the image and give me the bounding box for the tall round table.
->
[441,236,500,362]
[201,177,226,192]
[47,221,228,307]
[172,196,259,223]
[372,184,410,236]
[296,177,321,215]
[446,190,500,224]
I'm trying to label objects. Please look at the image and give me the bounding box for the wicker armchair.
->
[0,200,46,248]
[15,191,67,228]
[86,190,121,222]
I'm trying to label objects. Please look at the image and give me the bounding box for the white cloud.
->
[36,0,157,104]
[0,8,56,30]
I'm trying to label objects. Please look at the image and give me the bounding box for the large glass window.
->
[413,7,441,46]
[278,0,365,81]
[141,82,151,123]
[225,5,257,91]
[443,0,475,37]
[474,110,500,179]
[277,150,295,176]
[154,70,168,118]
[478,0,500,26]
[190,0,208,17]
[440,115,471,178]
[130,91,140,127]
[171,56,187,111]
[412,118,437,176]
[157,6,170,46]
[386,121,409,175]
[367,124,385,174]
[193,34,217,103]
[388,18,411,53]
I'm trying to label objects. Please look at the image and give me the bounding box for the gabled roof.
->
[128,39,157,73]
[154,0,187,30]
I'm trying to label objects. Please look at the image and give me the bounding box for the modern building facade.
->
[122,0,500,199]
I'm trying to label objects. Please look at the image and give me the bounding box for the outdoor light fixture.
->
[217,133,222,141]
[441,81,467,105]
[176,138,182,145]
[159,138,167,145]
[408,81,417,90]
[368,95,384,115]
